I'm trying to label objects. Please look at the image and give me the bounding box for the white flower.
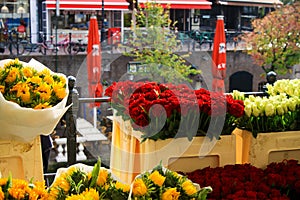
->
[276,104,285,116]
[265,103,275,117]
[287,97,298,111]
[252,104,261,117]
[244,104,252,117]
[232,90,244,100]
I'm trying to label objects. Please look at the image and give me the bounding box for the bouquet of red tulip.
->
[105,81,244,141]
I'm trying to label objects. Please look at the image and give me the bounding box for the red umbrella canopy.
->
[87,16,100,54]
[212,15,226,93]
[87,16,102,106]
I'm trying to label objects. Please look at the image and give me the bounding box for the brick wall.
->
[0,50,291,94]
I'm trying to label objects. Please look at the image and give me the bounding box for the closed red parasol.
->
[87,16,102,106]
[212,15,226,93]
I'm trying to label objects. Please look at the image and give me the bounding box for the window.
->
[113,11,121,27]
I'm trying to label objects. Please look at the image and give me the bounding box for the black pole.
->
[55,1,60,72]
[66,76,79,166]
[101,0,105,42]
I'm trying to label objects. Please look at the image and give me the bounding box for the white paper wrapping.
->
[52,163,122,188]
[0,58,70,142]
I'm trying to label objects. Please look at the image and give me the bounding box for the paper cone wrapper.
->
[0,58,70,142]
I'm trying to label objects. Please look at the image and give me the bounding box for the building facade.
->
[0,0,283,44]
[0,0,30,36]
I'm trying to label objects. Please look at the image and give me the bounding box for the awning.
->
[217,0,283,7]
[45,0,129,10]
[46,0,212,10]
[139,0,212,9]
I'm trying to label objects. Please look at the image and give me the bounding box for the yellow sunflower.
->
[182,180,197,196]
[35,83,51,101]
[115,181,131,193]
[10,82,31,103]
[162,188,180,200]
[97,169,109,186]
[149,170,166,187]
[132,178,148,197]
[5,67,20,83]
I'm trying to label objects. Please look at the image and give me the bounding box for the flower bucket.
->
[247,131,300,168]
[0,136,43,181]
[110,116,240,184]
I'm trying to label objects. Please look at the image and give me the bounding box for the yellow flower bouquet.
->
[0,58,70,142]
[0,173,49,199]
[129,163,212,200]
[48,159,131,200]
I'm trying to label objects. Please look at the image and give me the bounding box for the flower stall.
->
[0,59,69,181]
[105,81,245,183]
[185,159,300,199]
[0,158,213,200]
[232,79,300,168]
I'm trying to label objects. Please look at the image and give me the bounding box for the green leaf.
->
[89,157,101,188]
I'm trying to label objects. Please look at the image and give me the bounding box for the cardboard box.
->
[110,117,241,183]
[232,128,300,168]
[140,134,238,173]
[0,137,43,181]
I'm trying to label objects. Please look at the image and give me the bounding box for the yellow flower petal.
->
[132,178,148,197]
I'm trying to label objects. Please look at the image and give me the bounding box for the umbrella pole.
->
[101,0,105,42]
